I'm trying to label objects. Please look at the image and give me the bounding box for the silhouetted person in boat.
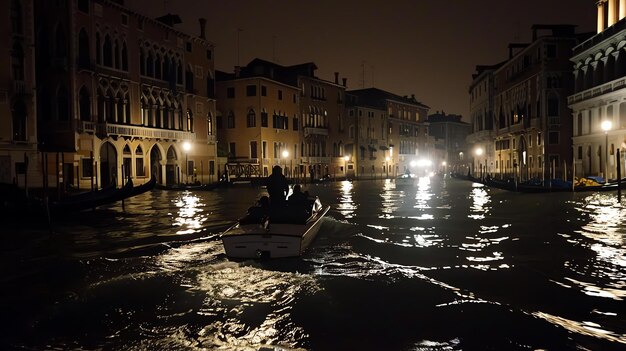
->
[266,165,289,207]
[288,184,308,207]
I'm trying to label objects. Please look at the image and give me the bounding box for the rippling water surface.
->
[1,176,625,350]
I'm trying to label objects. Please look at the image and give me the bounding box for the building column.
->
[609,0,618,26]
[621,0,626,20]
[599,1,606,33]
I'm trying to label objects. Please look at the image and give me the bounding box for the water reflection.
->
[567,193,626,301]
[172,192,206,235]
[338,180,357,218]
[193,264,320,349]
[468,184,490,220]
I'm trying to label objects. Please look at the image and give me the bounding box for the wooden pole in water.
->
[572,156,576,192]
[617,149,622,201]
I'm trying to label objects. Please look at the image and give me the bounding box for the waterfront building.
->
[215,59,301,180]
[1,0,41,188]
[489,25,582,182]
[299,71,347,180]
[344,92,389,179]
[33,0,218,189]
[568,0,626,180]
[427,111,470,174]
[467,64,502,177]
[347,88,430,177]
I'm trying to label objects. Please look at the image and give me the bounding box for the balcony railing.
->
[300,156,330,164]
[568,77,626,105]
[89,122,196,141]
[304,127,329,137]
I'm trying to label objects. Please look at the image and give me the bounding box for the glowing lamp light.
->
[183,141,191,151]
[410,160,417,168]
[417,159,432,167]
[282,150,289,158]
[601,120,612,132]
[475,147,484,156]
[344,155,350,161]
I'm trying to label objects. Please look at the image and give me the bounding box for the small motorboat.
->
[221,197,330,259]
[395,172,417,186]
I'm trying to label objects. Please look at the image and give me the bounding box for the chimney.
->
[411,94,415,100]
[342,77,347,87]
[334,72,339,84]
[234,66,241,77]
[199,18,207,39]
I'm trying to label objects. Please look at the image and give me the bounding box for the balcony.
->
[304,127,329,137]
[466,129,493,143]
[300,156,330,164]
[93,122,196,141]
[568,77,626,105]
[207,135,217,143]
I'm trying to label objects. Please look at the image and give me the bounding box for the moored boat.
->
[221,196,330,259]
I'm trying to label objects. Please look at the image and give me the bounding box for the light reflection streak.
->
[172,193,206,235]
[533,312,626,344]
[468,186,490,220]
[338,180,357,218]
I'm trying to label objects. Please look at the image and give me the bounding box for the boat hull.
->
[222,205,330,259]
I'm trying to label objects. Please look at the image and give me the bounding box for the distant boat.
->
[221,197,330,259]
[395,172,418,186]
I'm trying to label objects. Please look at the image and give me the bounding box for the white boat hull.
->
[221,205,330,259]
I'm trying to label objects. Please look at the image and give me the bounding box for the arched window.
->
[247,109,256,127]
[116,92,124,123]
[176,61,183,84]
[121,42,128,71]
[187,109,194,132]
[155,54,162,79]
[11,0,23,34]
[12,99,27,141]
[114,39,120,69]
[106,89,115,122]
[78,29,90,68]
[55,25,67,58]
[79,86,91,121]
[96,33,101,65]
[122,145,132,178]
[103,35,112,67]
[163,56,171,81]
[57,86,69,121]
[11,42,24,81]
[135,145,145,177]
[139,48,145,75]
[147,51,154,76]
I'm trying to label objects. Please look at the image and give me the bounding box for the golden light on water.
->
[172,193,206,235]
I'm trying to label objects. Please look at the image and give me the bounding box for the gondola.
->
[50,179,133,214]
[128,177,156,197]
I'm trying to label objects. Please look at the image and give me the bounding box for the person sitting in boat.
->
[266,165,289,207]
[288,184,308,207]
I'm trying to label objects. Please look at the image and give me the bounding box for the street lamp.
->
[385,156,390,178]
[183,141,191,184]
[282,149,289,177]
[344,155,349,179]
[475,147,484,179]
[442,161,447,175]
[602,120,612,180]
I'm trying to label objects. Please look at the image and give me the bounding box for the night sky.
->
[128,0,596,120]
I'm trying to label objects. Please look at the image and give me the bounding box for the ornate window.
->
[79,86,91,121]
[247,109,256,127]
[11,42,24,81]
[78,29,90,68]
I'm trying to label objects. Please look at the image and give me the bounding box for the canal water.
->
[1,176,625,350]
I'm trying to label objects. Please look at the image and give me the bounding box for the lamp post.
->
[344,155,349,180]
[442,161,447,176]
[183,141,191,184]
[475,147,484,180]
[602,120,612,180]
